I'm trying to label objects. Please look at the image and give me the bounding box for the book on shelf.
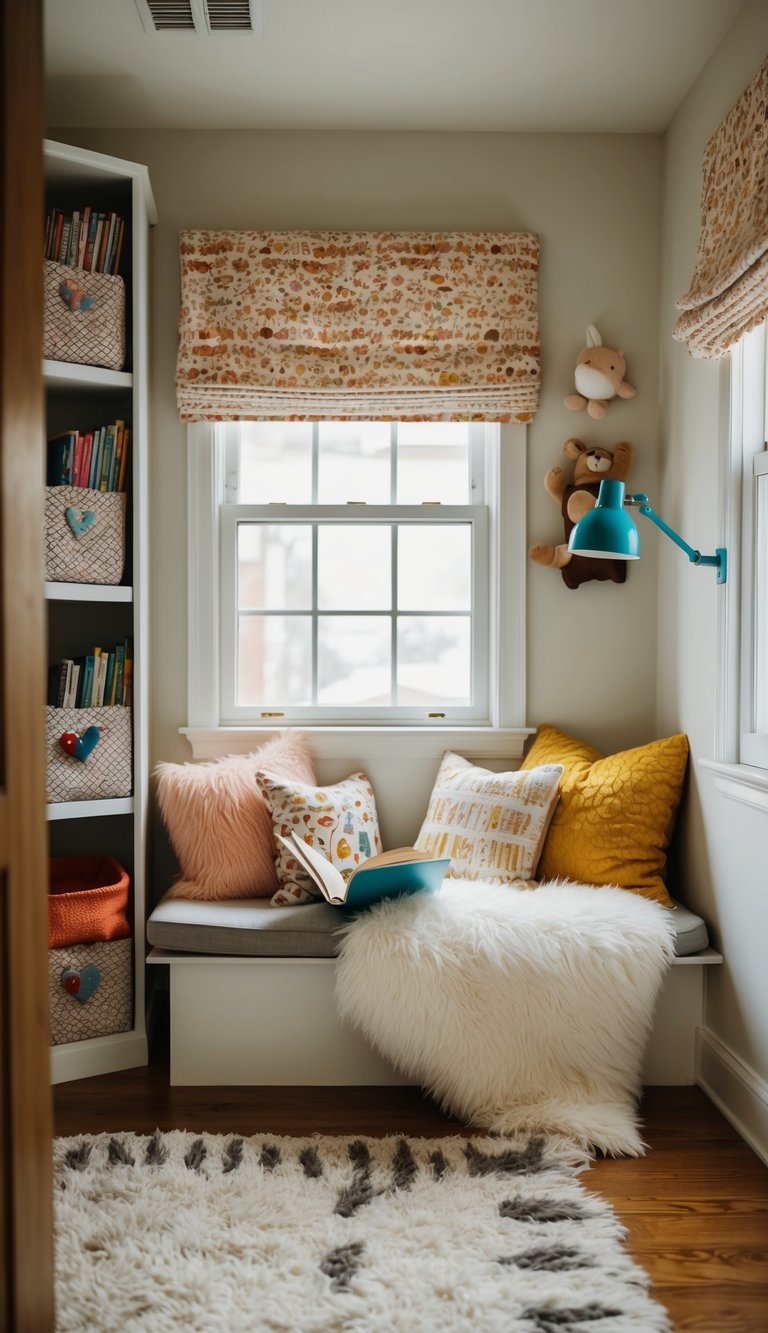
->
[49,640,133,709]
[46,422,130,492]
[110,420,125,492]
[99,424,115,492]
[46,430,76,486]
[58,219,71,267]
[45,204,125,276]
[77,206,91,268]
[113,644,125,706]
[117,428,130,492]
[279,831,450,910]
[123,639,134,708]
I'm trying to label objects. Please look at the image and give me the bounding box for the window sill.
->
[698,758,768,813]
[180,725,534,763]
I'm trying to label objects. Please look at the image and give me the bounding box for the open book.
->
[279,831,450,910]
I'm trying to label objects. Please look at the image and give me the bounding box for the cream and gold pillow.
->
[414,752,563,885]
[520,725,689,905]
[256,770,382,906]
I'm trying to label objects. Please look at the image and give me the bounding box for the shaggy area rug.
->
[336,881,675,1156]
[54,1130,670,1332]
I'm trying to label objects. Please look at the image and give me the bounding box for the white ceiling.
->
[45,0,746,133]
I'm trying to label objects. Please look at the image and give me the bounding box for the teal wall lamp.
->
[568,479,728,584]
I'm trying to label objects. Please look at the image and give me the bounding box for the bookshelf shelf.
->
[45,582,133,603]
[43,359,133,391]
[44,139,154,1085]
[46,797,134,822]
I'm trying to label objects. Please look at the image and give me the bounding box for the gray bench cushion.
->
[668,899,710,956]
[147,893,709,960]
[147,896,347,958]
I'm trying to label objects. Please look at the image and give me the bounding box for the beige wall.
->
[51,126,663,764]
[658,0,768,1101]
[50,127,663,895]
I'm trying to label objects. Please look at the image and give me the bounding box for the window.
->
[187,421,525,730]
[726,318,768,769]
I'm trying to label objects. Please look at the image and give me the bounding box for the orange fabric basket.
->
[48,856,130,949]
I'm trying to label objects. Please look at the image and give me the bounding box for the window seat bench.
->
[147,895,721,1088]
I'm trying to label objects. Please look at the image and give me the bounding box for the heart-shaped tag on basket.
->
[59,725,101,762]
[61,965,101,1003]
[58,280,96,313]
[64,506,96,539]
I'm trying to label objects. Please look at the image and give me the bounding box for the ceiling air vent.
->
[206,1,257,31]
[134,0,261,33]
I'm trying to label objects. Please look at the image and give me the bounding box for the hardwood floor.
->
[54,1041,768,1333]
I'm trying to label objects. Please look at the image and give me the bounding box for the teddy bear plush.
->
[564,325,636,419]
[529,437,635,589]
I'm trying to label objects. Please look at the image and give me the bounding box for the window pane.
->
[317,616,391,704]
[397,423,470,503]
[317,526,391,610]
[317,423,390,503]
[755,474,768,733]
[397,616,471,704]
[398,525,471,611]
[238,423,312,503]
[238,524,312,609]
[238,615,311,705]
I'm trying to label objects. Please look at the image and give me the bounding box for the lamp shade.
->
[568,479,641,560]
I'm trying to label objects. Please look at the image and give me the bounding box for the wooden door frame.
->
[0,1,54,1328]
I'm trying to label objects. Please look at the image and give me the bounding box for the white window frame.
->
[717,318,768,771]
[186,421,527,735]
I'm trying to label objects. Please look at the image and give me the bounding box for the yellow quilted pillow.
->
[520,725,689,906]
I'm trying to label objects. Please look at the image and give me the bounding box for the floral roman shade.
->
[176,230,540,422]
[673,57,768,359]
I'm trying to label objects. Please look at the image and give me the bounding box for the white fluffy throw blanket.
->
[336,881,675,1157]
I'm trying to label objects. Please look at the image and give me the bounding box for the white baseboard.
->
[50,1029,148,1085]
[696,1026,768,1167]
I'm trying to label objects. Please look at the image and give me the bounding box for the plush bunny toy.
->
[564,325,636,419]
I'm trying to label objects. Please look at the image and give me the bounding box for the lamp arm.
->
[624,494,727,584]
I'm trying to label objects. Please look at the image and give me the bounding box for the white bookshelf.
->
[45,582,133,602]
[43,359,133,391]
[44,139,156,1084]
[46,798,135,822]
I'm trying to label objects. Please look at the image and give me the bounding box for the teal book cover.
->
[280,832,449,911]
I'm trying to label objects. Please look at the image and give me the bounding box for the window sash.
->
[186,420,526,731]
[219,504,489,723]
[222,421,487,507]
[730,320,768,769]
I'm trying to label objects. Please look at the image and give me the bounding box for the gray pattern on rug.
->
[54,1130,671,1332]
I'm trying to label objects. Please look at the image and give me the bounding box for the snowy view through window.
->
[233,422,479,711]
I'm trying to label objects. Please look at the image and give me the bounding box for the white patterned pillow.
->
[256,770,382,906]
[414,752,563,886]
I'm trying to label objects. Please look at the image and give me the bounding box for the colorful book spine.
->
[109,420,124,492]
[47,431,76,486]
[83,211,99,272]
[122,639,134,709]
[80,432,93,489]
[52,212,64,262]
[58,219,71,266]
[77,207,91,268]
[117,428,130,492]
[113,644,125,707]
[89,428,102,489]
[81,655,95,709]
[68,211,80,267]
[72,432,84,488]
[103,652,116,707]
[55,660,69,708]
[99,425,115,492]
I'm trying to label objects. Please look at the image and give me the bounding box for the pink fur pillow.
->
[155,733,316,901]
